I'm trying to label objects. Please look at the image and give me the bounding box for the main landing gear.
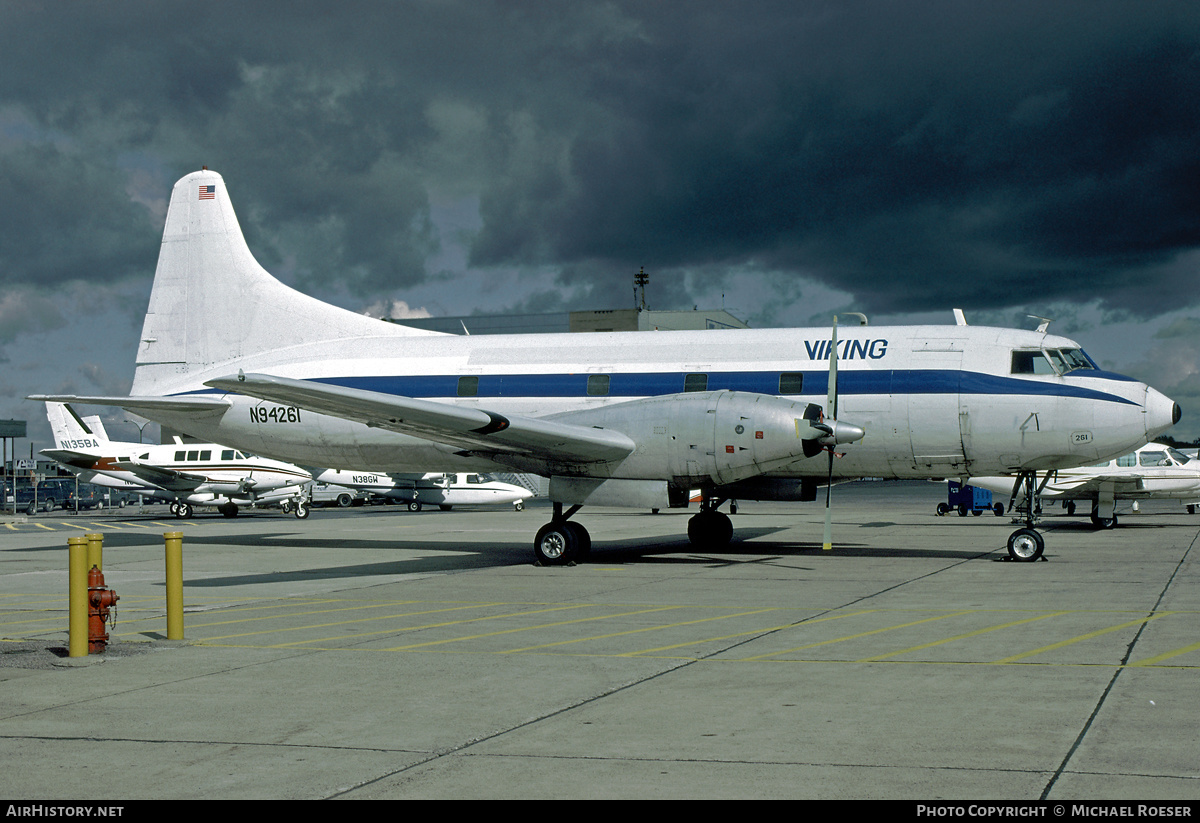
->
[687,495,733,550]
[533,503,591,565]
[1005,471,1046,562]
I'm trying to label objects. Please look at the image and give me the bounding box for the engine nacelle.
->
[548,390,862,487]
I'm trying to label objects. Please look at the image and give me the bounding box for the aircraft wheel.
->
[566,521,591,558]
[534,522,578,565]
[1065,501,1077,516]
[1007,528,1044,562]
[219,502,238,518]
[688,510,733,548]
[280,500,293,514]
[514,500,524,512]
[439,504,453,511]
[169,501,179,515]
[407,500,422,512]
[1090,513,1118,530]
[294,500,310,519]
[175,502,194,519]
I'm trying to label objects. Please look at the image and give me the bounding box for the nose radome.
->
[1145,387,1180,439]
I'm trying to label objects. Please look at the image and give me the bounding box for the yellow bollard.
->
[164,531,184,640]
[68,536,88,658]
[86,532,103,573]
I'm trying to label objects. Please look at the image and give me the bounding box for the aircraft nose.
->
[1145,387,1181,439]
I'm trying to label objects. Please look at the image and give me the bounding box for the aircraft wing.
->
[27,394,232,415]
[118,461,211,494]
[39,448,100,471]
[204,373,636,465]
[1049,474,1146,495]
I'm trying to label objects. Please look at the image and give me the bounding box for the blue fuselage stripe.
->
[305,370,1137,406]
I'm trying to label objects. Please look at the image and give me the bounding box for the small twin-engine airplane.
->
[41,401,313,518]
[314,469,534,511]
[968,443,1200,529]
[31,169,1180,562]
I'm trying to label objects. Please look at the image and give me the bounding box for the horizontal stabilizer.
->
[28,394,232,415]
[205,372,636,465]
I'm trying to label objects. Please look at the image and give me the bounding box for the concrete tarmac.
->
[1,481,1197,800]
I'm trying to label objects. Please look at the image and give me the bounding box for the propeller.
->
[822,316,839,551]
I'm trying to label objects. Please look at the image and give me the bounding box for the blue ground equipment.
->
[938,481,1005,517]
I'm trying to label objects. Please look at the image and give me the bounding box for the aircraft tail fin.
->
[131,169,442,396]
[44,402,110,450]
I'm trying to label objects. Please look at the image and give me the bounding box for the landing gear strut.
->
[534,503,590,565]
[1005,471,1045,561]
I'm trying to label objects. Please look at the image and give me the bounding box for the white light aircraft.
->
[31,170,1180,562]
[41,401,313,518]
[967,443,1200,529]
[315,469,534,511]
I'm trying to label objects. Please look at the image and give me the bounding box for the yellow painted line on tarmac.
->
[742,610,977,661]
[857,611,1071,662]
[185,600,473,640]
[501,607,779,654]
[57,522,92,530]
[633,610,881,659]
[381,605,682,652]
[992,613,1171,664]
[1129,639,1200,667]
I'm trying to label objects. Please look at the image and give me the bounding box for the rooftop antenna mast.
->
[634,266,649,312]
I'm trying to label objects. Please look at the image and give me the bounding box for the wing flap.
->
[204,373,635,464]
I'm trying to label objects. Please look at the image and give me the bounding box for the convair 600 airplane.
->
[41,401,313,518]
[31,170,1179,563]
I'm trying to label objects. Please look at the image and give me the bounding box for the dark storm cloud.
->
[1,1,1198,318]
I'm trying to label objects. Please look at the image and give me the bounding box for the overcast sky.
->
[3,0,1200,453]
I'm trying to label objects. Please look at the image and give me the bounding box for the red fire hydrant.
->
[87,565,119,654]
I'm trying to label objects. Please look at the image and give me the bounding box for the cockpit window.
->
[1056,348,1095,373]
[1139,450,1169,467]
[1168,448,1192,464]
[1011,350,1056,375]
[1013,348,1097,376]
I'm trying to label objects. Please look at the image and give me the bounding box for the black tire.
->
[294,501,310,519]
[336,493,353,508]
[534,522,577,565]
[1090,513,1118,530]
[407,500,422,512]
[971,508,982,517]
[1007,528,1044,562]
[439,504,453,511]
[514,500,524,512]
[993,503,1004,517]
[1065,501,1077,516]
[566,522,591,558]
[219,502,238,518]
[936,503,949,516]
[957,504,968,517]
[687,510,733,548]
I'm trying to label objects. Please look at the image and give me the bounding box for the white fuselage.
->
[970,444,1200,504]
[316,469,532,507]
[133,323,1176,483]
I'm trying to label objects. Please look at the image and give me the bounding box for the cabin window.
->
[457,376,479,397]
[1116,453,1137,468]
[778,372,804,394]
[466,474,484,484]
[221,450,234,460]
[199,450,211,461]
[186,450,199,461]
[587,374,611,396]
[175,451,186,461]
[684,373,708,392]
[1139,450,1169,467]
[1011,350,1056,375]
